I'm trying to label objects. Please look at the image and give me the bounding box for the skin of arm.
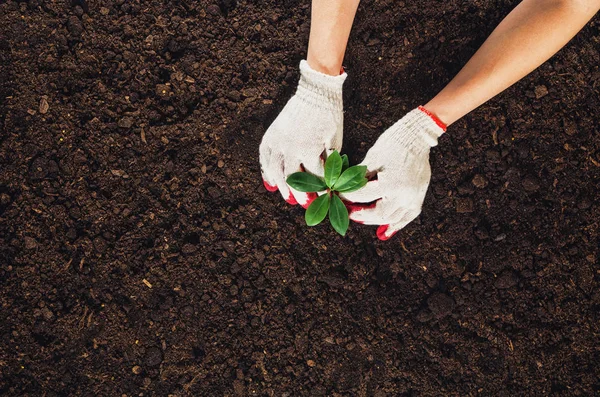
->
[306,0,360,75]
[424,0,600,126]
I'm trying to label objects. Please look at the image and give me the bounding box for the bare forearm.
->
[307,0,360,75]
[425,0,600,126]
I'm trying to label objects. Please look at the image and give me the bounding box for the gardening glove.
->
[259,60,347,208]
[340,106,446,240]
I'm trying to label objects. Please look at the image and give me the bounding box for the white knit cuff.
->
[384,107,446,152]
[295,60,347,110]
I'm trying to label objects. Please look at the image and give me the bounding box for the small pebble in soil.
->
[24,237,38,250]
[494,233,507,242]
[41,307,54,321]
[306,360,316,367]
[67,16,83,36]
[155,84,171,98]
[534,85,549,99]
[132,365,143,375]
[208,186,221,198]
[0,193,10,205]
[143,346,163,367]
[206,4,222,16]
[118,117,134,129]
[233,379,245,396]
[472,174,488,188]
[181,305,194,317]
[495,271,519,289]
[39,96,49,114]
[220,0,238,14]
[181,243,197,255]
[427,292,455,319]
[416,310,433,322]
[522,175,540,192]
[457,182,474,196]
[455,198,474,213]
[578,197,591,210]
[73,5,84,17]
[563,119,577,136]
[71,0,89,13]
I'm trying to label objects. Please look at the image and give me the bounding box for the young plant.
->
[286,150,367,236]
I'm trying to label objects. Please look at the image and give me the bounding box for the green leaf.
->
[324,150,343,188]
[341,154,349,172]
[332,165,368,192]
[329,194,349,236]
[286,172,327,192]
[337,177,368,193]
[305,193,330,226]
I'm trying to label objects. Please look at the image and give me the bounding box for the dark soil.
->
[1,0,599,395]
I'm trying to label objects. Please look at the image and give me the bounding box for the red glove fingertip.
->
[301,192,318,209]
[376,225,397,241]
[286,192,298,205]
[263,179,278,192]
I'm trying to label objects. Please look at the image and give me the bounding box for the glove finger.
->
[376,225,396,241]
[348,200,391,225]
[262,178,278,192]
[295,153,327,208]
[338,180,382,203]
[284,157,313,208]
[300,192,318,209]
[258,139,270,168]
[259,144,279,192]
[301,151,326,178]
[376,209,420,240]
[271,154,295,205]
[324,132,343,157]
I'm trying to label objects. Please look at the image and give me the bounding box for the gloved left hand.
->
[340,106,446,240]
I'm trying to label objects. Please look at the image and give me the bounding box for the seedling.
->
[286,150,367,236]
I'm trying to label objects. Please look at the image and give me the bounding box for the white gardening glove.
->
[259,60,347,208]
[340,107,446,240]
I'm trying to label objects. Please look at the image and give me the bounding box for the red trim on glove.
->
[418,106,447,132]
[286,192,298,205]
[345,200,377,214]
[344,200,378,225]
[263,179,278,192]
[301,192,318,209]
[376,225,397,241]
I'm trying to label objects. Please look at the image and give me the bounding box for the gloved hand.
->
[340,106,446,240]
[259,60,347,208]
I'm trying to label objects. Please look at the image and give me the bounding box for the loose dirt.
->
[1,0,599,395]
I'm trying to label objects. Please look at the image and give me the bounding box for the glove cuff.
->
[295,60,347,110]
[386,107,446,151]
[417,106,447,133]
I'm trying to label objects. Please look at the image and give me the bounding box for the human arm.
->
[425,0,600,125]
[259,0,360,207]
[307,0,360,75]
[343,0,600,240]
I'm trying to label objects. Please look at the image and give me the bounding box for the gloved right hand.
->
[259,60,347,208]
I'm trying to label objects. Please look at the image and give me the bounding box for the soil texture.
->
[1,0,600,395]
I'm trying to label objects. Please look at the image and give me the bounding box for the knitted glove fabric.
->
[340,107,446,240]
[259,60,347,208]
